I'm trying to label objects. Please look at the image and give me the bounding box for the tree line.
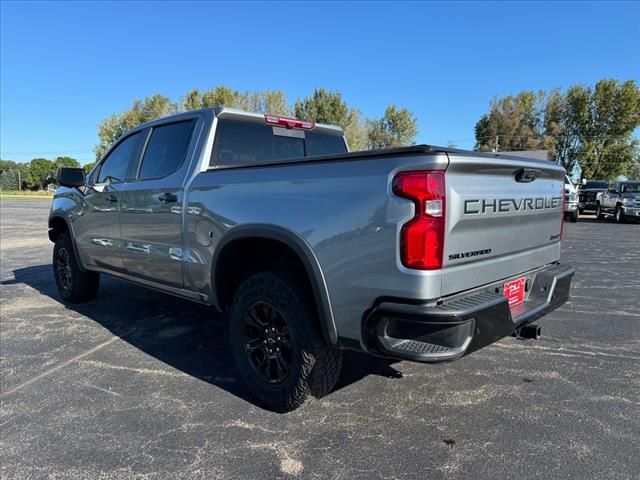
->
[3,79,638,191]
[0,157,88,191]
[474,79,640,180]
[94,86,419,161]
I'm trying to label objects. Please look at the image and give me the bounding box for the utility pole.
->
[17,170,21,191]
[494,135,500,152]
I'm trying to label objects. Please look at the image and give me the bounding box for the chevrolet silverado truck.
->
[596,180,640,223]
[578,180,608,214]
[50,108,574,411]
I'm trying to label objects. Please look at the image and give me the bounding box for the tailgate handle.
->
[515,168,541,183]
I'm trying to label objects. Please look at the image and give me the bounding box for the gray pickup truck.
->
[596,180,640,222]
[50,108,574,411]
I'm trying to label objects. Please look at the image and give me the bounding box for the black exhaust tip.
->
[515,324,541,340]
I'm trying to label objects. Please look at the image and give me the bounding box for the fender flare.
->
[48,211,87,271]
[211,224,338,345]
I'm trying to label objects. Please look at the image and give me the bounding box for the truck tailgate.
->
[441,153,565,296]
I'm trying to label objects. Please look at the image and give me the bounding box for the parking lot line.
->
[0,328,135,399]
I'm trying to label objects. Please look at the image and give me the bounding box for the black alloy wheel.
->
[229,271,343,412]
[52,232,100,302]
[242,301,293,384]
[56,247,73,292]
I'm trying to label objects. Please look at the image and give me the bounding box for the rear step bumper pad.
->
[365,263,574,363]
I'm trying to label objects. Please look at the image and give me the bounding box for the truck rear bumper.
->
[364,263,574,363]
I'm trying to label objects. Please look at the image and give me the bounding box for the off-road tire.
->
[229,271,343,412]
[615,205,626,224]
[569,211,578,223]
[596,203,605,220]
[53,233,100,302]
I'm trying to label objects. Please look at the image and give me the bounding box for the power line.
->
[1,149,94,155]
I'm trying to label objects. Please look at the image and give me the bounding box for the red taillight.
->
[264,114,315,130]
[393,171,446,270]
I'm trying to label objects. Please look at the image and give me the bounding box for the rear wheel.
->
[53,233,100,302]
[229,271,342,412]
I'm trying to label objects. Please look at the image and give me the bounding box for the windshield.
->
[584,181,608,189]
[620,182,640,193]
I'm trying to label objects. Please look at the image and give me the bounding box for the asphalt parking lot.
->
[1,199,639,480]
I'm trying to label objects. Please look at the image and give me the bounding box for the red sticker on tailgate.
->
[504,277,526,308]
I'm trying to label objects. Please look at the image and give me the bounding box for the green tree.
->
[475,80,640,180]
[367,105,418,149]
[578,80,640,179]
[95,87,419,158]
[53,156,80,169]
[257,90,289,116]
[0,170,20,190]
[0,160,20,171]
[27,158,55,189]
[343,109,368,151]
[83,162,96,173]
[180,88,203,111]
[294,88,351,126]
[202,86,237,108]
[0,161,26,190]
[95,94,176,161]
[543,85,591,174]
[474,91,544,152]
[294,89,372,150]
[626,154,640,180]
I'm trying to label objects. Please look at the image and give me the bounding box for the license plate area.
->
[503,277,526,308]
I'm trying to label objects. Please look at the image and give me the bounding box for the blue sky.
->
[1,0,639,165]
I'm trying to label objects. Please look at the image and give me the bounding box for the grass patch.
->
[0,190,53,196]
[0,192,53,200]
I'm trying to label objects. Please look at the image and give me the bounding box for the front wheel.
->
[569,211,578,223]
[596,203,605,220]
[229,271,343,412]
[53,233,100,302]
[615,206,626,224]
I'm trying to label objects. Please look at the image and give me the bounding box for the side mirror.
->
[56,167,85,188]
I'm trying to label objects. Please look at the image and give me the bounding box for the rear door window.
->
[139,120,195,180]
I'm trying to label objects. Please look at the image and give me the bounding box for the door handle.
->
[158,193,178,203]
[105,194,118,203]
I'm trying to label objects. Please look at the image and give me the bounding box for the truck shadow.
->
[2,265,403,411]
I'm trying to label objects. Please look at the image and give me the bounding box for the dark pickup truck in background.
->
[578,180,608,214]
